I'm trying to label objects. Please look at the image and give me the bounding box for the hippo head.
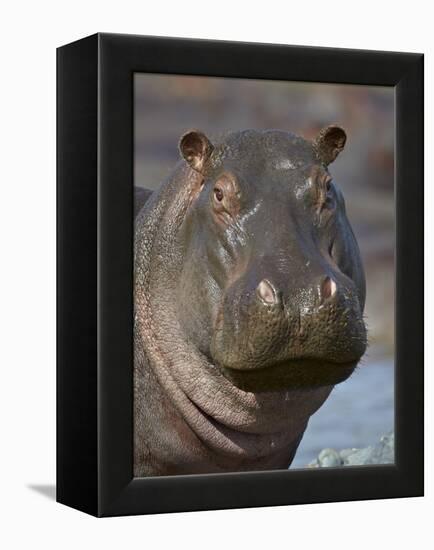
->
[176,127,367,392]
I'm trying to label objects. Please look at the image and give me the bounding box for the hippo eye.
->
[323,177,335,207]
[211,174,240,223]
[214,187,224,202]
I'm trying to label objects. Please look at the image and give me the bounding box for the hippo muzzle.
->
[211,260,366,392]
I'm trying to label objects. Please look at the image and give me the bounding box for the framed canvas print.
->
[57,33,423,516]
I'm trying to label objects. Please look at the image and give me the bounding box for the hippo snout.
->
[211,268,366,392]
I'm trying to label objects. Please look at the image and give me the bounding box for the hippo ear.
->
[313,125,347,165]
[179,130,214,173]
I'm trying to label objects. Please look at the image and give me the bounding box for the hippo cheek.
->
[308,293,367,363]
[210,289,290,372]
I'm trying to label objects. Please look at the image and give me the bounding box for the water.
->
[291,352,394,468]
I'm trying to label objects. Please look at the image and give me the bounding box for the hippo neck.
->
[134,163,332,460]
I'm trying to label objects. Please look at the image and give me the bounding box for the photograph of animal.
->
[133,126,367,476]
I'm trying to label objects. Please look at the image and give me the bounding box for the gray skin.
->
[134,126,367,477]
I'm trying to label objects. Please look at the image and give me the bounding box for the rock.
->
[318,448,342,467]
[308,432,394,468]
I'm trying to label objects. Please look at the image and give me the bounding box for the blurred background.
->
[134,74,395,466]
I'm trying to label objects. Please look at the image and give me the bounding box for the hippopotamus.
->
[134,126,367,476]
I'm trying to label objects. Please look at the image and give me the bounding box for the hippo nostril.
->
[321,276,337,301]
[256,279,277,305]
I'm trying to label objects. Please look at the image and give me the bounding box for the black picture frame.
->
[57,33,424,517]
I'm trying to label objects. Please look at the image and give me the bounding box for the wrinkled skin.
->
[134,127,367,476]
